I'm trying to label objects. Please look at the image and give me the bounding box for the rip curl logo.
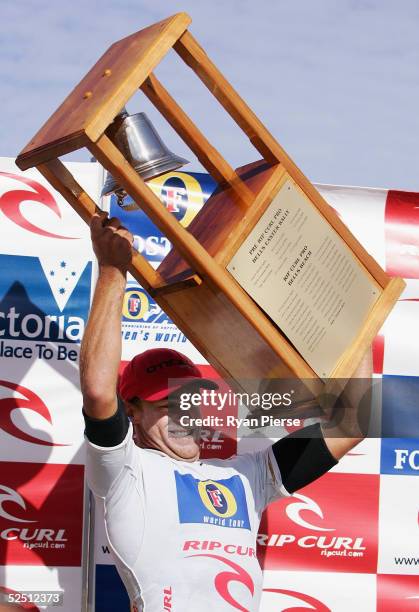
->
[263,588,330,611]
[0,485,36,523]
[188,554,254,612]
[0,172,76,239]
[286,493,335,532]
[0,462,83,565]
[0,380,68,447]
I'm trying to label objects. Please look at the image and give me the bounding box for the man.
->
[81,213,372,611]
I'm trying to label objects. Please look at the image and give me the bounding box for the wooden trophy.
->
[16,12,405,395]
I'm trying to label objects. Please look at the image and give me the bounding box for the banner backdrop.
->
[1,159,418,611]
[0,158,102,610]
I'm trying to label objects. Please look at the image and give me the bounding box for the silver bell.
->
[101,109,189,197]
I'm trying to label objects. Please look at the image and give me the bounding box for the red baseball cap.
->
[117,348,218,402]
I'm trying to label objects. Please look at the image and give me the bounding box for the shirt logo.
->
[198,481,237,518]
[175,473,250,530]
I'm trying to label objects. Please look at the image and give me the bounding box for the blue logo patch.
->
[174,472,251,530]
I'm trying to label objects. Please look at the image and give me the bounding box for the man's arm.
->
[80,212,133,420]
[271,346,373,493]
[82,214,142,499]
[320,346,373,460]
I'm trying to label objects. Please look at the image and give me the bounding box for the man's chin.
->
[166,435,200,461]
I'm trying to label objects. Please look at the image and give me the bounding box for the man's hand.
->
[90,212,133,272]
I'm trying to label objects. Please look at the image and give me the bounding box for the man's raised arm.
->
[80,212,133,420]
[270,346,373,494]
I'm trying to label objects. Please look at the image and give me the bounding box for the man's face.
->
[124,386,202,462]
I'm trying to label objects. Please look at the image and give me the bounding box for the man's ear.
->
[124,398,142,419]
[123,400,134,418]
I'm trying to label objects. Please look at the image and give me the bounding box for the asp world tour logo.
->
[123,283,170,325]
[175,473,250,530]
[0,254,91,344]
[121,281,188,347]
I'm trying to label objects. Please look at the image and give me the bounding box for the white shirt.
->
[85,424,289,612]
